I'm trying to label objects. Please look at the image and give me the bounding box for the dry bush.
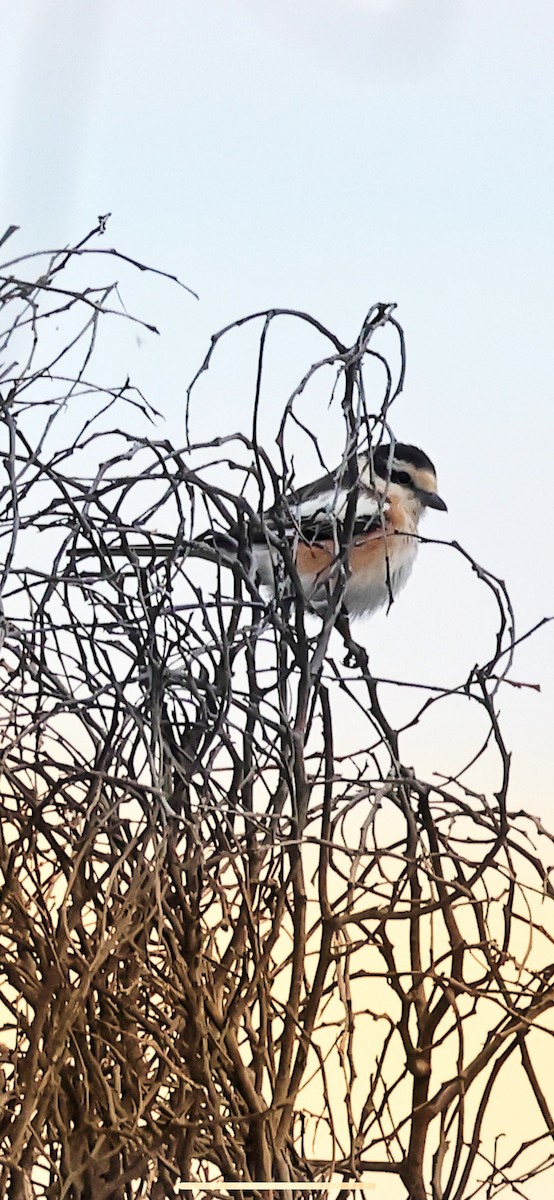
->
[0,222,553,1200]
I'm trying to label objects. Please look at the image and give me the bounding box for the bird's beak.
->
[418,488,448,512]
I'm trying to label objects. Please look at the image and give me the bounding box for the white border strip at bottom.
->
[176,1185,375,1192]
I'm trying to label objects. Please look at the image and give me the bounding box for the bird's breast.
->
[293,527,418,616]
[345,531,418,616]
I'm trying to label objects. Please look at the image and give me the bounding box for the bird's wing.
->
[264,480,388,543]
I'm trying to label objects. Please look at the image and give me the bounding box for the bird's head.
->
[366,442,447,513]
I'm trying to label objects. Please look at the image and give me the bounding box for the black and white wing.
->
[262,466,387,544]
[196,461,389,600]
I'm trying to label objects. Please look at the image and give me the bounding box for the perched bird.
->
[73,442,446,621]
[209,442,447,618]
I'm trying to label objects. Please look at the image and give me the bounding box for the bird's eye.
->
[394,470,413,486]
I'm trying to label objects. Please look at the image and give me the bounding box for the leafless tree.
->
[0,221,553,1200]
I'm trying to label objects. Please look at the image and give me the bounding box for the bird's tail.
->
[69,528,254,570]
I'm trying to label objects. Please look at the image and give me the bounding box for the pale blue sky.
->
[1,0,553,811]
